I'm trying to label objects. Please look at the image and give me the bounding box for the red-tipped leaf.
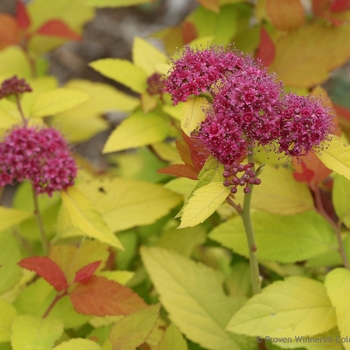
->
[35,19,81,40]
[16,0,31,30]
[330,0,350,12]
[256,27,275,67]
[74,261,101,284]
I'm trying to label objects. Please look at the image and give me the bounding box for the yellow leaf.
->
[325,268,350,350]
[141,247,253,350]
[30,88,90,118]
[53,338,102,350]
[179,182,230,228]
[162,103,183,121]
[98,271,134,285]
[181,97,209,136]
[317,135,350,181]
[227,277,336,338]
[60,187,124,250]
[90,58,147,94]
[78,178,182,232]
[102,111,169,153]
[0,206,32,232]
[0,299,17,342]
[234,164,314,215]
[158,323,188,350]
[132,37,168,76]
[270,24,350,88]
[0,47,31,79]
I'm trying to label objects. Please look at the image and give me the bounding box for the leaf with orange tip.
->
[256,27,275,67]
[18,256,68,292]
[312,0,331,16]
[293,161,315,185]
[70,276,146,316]
[16,0,31,30]
[0,14,21,49]
[35,19,81,40]
[266,0,305,31]
[158,164,199,180]
[330,0,350,12]
[74,261,101,284]
[182,21,197,44]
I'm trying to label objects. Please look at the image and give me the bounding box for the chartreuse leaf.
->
[141,247,254,350]
[11,315,64,350]
[102,111,169,153]
[179,182,230,228]
[133,37,168,76]
[0,300,17,342]
[234,164,314,215]
[60,187,123,250]
[333,174,350,227]
[85,0,152,6]
[90,59,147,94]
[325,268,350,350]
[109,304,160,350]
[0,230,22,295]
[209,211,336,263]
[227,276,336,338]
[0,47,31,79]
[30,88,90,118]
[158,323,188,350]
[77,177,182,231]
[0,207,32,232]
[317,135,350,181]
[181,97,209,136]
[53,339,102,350]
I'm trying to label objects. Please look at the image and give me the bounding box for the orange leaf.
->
[18,256,68,291]
[182,21,197,44]
[312,0,331,16]
[74,261,101,284]
[158,164,199,180]
[35,19,81,40]
[0,14,21,49]
[269,24,350,87]
[256,27,275,67]
[16,0,31,30]
[70,276,146,316]
[266,0,305,31]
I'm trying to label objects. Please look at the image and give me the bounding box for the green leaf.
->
[132,37,168,76]
[141,247,254,350]
[325,268,350,350]
[109,304,160,350]
[60,186,124,250]
[78,177,182,231]
[90,59,147,94]
[85,0,153,7]
[333,174,350,227]
[0,206,32,232]
[227,276,336,338]
[11,315,64,350]
[102,111,169,153]
[209,211,336,263]
[0,300,17,342]
[179,182,230,228]
[53,339,103,350]
[181,97,209,136]
[317,135,350,181]
[158,323,188,350]
[30,88,90,118]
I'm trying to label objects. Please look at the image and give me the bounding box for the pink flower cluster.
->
[0,126,77,196]
[0,75,32,98]
[164,46,334,165]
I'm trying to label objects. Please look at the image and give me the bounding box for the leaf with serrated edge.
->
[109,304,160,350]
[317,135,350,181]
[158,323,188,350]
[53,338,102,350]
[325,268,350,350]
[30,88,90,118]
[227,276,336,338]
[90,58,147,94]
[11,315,64,350]
[0,300,17,342]
[60,187,123,250]
[0,206,31,232]
[74,261,101,284]
[132,37,168,75]
[209,211,336,263]
[181,97,209,136]
[102,111,169,153]
[141,247,254,350]
[179,182,230,228]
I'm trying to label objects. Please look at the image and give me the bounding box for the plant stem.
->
[43,290,67,318]
[241,152,261,295]
[15,94,27,126]
[32,186,49,255]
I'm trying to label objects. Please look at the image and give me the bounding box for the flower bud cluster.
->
[0,76,32,98]
[0,126,77,196]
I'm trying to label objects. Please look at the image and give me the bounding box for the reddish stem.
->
[42,290,68,318]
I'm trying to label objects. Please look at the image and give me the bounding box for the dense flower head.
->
[0,126,77,196]
[164,46,251,105]
[0,75,32,99]
[278,94,334,157]
[147,73,164,96]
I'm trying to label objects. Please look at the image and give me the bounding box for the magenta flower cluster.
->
[0,126,77,196]
[164,46,334,167]
[0,75,32,98]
